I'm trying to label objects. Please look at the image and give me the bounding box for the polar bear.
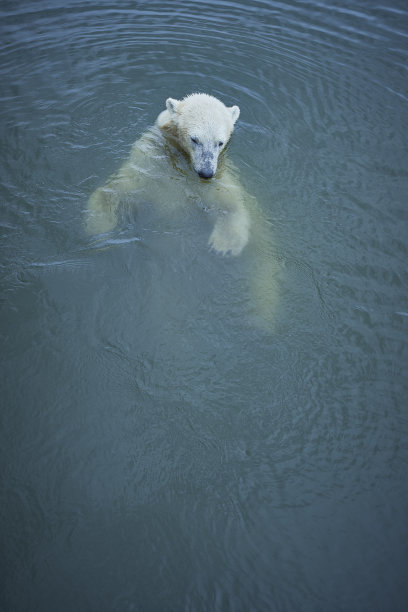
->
[85,93,280,326]
[86,93,250,256]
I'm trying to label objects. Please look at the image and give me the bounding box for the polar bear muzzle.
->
[192,147,218,179]
[196,155,216,179]
[198,167,214,179]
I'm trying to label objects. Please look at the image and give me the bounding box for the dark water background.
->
[1,1,407,610]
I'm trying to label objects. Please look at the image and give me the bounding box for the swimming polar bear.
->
[86,93,250,255]
[86,93,280,326]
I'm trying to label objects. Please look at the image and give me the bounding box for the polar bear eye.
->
[218,141,224,147]
[191,137,199,145]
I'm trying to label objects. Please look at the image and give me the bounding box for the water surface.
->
[1,1,408,610]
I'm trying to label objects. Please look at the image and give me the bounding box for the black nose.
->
[198,169,214,179]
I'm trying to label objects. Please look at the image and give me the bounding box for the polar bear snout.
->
[198,167,214,179]
[195,159,216,179]
[193,150,218,179]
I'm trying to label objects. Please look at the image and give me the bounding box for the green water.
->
[1,1,407,610]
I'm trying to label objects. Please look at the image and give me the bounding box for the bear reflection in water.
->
[86,93,280,328]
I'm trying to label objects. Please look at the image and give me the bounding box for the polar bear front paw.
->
[85,188,119,235]
[208,218,249,256]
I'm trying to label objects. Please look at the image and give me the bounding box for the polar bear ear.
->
[166,98,180,115]
[229,105,240,124]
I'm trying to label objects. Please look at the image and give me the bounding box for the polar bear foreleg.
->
[85,183,122,235]
[207,182,250,256]
[85,158,146,235]
[209,206,250,256]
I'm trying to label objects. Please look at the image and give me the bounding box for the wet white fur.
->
[86,93,249,256]
[85,93,280,327]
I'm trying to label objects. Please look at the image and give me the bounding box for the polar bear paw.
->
[208,219,249,256]
[85,188,119,235]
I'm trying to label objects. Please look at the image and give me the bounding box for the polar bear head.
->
[158,93,240,179]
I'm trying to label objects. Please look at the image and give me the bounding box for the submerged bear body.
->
[86,93,249,256]
[85,93,280,327]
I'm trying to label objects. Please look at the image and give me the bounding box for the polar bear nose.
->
[198,168,214,179]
